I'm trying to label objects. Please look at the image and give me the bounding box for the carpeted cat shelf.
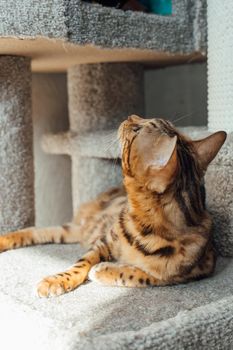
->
[1,0,233,349]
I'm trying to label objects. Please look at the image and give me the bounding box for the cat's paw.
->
[0,236,9,253]
[37,276,73,298]
[88,262,110,283]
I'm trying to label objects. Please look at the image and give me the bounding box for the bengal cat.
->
[0,115,226,297]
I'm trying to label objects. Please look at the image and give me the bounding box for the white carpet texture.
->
[0,244,233,350]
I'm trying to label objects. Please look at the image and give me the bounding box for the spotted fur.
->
[0,116,226,297]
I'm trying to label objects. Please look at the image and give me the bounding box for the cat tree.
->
[1,0,233,349]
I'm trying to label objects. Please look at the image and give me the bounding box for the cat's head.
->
[118,115,226,194]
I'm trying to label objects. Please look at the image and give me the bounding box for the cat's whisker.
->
[171,113,193,125]
[102,138,117,151]
[104,141,115,152]
[107,139,121,172]
[101,130,117,142]
[103,137,119,156]
[110,155,120,175]
[101,131,117,144]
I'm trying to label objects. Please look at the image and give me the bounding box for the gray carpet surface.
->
[0,0,207,53]
[0,243,232,349]
[0,0,67,38]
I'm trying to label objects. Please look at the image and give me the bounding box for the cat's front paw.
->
[37,275,74,298]
[88,262,110,283]
[37,277,65,297]
[37,270,86,298]
[0,236,9,252]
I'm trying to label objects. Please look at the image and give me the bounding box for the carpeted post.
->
[207,0,233,255]
[207,0,233,132]
[67,63,144,211]
[0,56,34,233]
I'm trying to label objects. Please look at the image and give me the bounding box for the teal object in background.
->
[150,0,172,15]
[139,0,172,15]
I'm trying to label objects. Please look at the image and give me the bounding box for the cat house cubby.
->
[1,0,233,349]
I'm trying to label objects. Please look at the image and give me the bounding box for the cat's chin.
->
[146,182,167,194]
[124,174,169,196]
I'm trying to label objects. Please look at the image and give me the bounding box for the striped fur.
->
[0,116,226,297]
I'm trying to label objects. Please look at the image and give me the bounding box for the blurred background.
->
[33,62,207,227]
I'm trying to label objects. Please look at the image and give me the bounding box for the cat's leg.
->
[37,239,110,297]
[88,255,215,288]
[182,247,216,282]
[88,262,165,287]
[0,224,80,252]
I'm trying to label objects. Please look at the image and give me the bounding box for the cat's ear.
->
[192,131,227,168]
[146,135,177,193]
[151,135,177,169]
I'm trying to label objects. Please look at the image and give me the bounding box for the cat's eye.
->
[132,125,142,133]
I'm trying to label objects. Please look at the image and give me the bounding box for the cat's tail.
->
[0,223,81,252]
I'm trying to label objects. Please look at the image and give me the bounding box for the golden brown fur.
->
[0,115,226,297]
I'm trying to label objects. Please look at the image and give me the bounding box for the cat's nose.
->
[127,115,134,122]
[128,115,143,123]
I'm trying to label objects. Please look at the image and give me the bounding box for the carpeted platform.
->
[0,244,233,349]
[0,0,206,53]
